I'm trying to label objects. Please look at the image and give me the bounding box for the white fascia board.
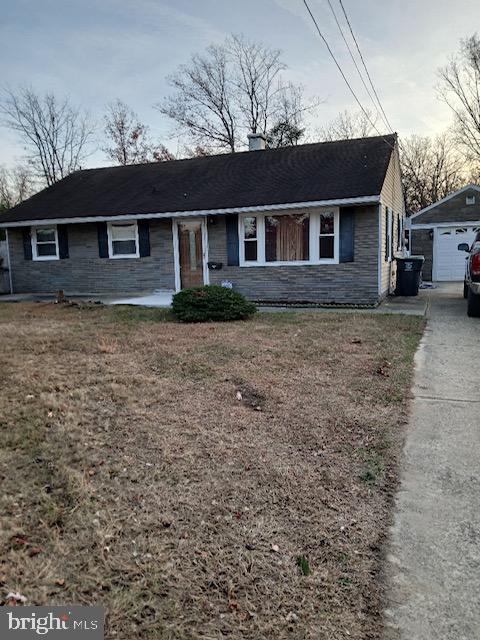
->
[411,220,480,229]
[410,184,480,220]
[0,195,380,228]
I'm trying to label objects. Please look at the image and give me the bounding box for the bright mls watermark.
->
[0,607,104,638]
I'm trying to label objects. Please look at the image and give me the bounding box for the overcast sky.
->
[0,0,478,168]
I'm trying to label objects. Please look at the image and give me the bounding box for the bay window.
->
[32,226,59,261]
[107,221,139,258]
[239,209,339,266]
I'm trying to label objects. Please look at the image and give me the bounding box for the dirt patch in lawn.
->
[0,303,424,639]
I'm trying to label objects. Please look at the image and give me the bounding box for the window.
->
[242,216,258,262]
[239,209,338,266]
[32,226,59,261]
[466,195,475,205]
[107,222,139,258]
[319,212,334,258]
[265,214,309,262]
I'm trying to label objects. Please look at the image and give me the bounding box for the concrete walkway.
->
[386,282,480,640]
[0,289,429,315]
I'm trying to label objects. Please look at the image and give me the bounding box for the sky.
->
[0,0,478,168]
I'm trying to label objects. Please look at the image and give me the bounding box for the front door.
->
[177,219,205,289]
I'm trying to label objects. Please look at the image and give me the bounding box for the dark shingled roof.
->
[0,134,395,224]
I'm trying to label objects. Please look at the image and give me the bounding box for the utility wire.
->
[301,0,396,150]
[337,0,394,133]
[325,0,388,132]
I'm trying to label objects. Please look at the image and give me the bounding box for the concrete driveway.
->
[386,282,480,639]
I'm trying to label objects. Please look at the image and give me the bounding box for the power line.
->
[301,0,396,150]
[337,0,394,133]
[325,0,388,132]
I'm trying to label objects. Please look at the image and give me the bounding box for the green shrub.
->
[171,285,257,323]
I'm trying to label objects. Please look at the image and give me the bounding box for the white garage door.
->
[435,226,479,281]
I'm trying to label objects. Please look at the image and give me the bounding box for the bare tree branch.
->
[437,34,480,163]
[103,99,174,164]
[157,44,238,153]
[400,133,466,212]
[156,35,316,152]
[0,87,94,186]
[317,109,379,142]
[0,164,37,211]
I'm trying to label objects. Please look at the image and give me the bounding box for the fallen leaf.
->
[6,592,27,604]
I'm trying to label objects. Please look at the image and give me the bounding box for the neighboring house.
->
[409,185,480,281]
[0,133,404,305]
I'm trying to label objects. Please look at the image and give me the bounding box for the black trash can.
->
[395,255,424,296]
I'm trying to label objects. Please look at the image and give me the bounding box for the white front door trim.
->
[172,218,209,292]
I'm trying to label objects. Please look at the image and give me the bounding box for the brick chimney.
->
[248,132,266,151]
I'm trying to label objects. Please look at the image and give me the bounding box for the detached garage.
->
[409,185,480,281]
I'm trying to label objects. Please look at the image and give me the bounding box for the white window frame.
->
[31,225,59,261]
[466,195,475,205]
[238,208,339,267]
[107,221,140,259]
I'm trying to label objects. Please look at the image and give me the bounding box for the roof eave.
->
[410,184,480,223]
[0,195,381,228]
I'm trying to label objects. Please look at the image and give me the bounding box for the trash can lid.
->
[395,254,424,262]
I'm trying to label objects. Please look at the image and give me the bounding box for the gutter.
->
[0,195,381,229]
[409,220,480,230]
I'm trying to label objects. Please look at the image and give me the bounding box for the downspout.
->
[5,228,13,294]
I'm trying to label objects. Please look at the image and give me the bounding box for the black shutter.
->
[97,222,109,258]
[22,227,32,260]
[226,214,239,266]
[58,225,69,259]
[384,207,389,262]
[138,221,150,257]
[339,209,355,263]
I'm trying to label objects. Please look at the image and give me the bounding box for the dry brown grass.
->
[0,302,424,639]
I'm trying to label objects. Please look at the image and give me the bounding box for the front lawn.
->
[0,302,423,639]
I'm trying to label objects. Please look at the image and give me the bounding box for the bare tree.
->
[400,133,466,212]
[438,34,480,163]
[156,35,314,152]
[158,44,238,153]
[228,35,285,136]
[318,109,378,142]
[182,145,212,158]
[267,84,308,147]
[0,165,36,211]
[103,99,174,164]
[0,88,93,186]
